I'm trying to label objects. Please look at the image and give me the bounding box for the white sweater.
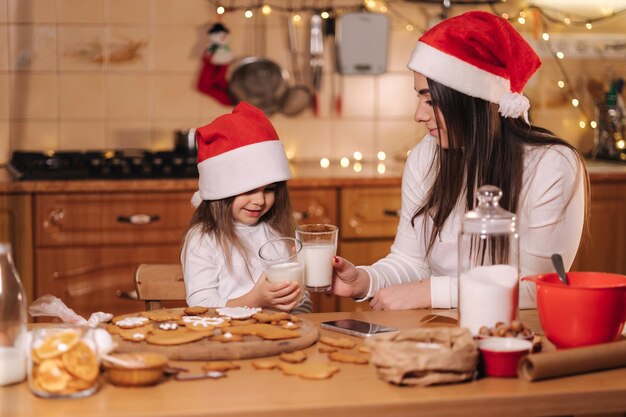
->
[359,134,585,309]
[181,221,312,313]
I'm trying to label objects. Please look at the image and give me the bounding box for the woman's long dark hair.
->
[412,78,589,255]
[186,182,295,274]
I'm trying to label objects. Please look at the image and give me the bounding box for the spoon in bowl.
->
[550,253,568,285]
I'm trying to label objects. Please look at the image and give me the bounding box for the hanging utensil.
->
[325,15,341,117]
[281,15,313,116]
[228,13,288,115]
[310,14,324,117]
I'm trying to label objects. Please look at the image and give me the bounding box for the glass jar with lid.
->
[0,243,28,386]
[458,185,519,335]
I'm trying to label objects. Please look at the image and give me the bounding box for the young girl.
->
[181,102,312,313]
[331,11,588,311]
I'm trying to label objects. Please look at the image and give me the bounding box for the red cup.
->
[478,337,532,378]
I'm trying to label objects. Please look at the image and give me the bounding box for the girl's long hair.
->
[186,182,295,273]
[412,78,589,255]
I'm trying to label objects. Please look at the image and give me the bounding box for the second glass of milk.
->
[295,224,338,292]
[258,237,304,294]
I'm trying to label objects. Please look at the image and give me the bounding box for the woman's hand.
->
[331,256,370,299]
[369,279,431,311]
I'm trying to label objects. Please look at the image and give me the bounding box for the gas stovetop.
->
[7,150,198,180]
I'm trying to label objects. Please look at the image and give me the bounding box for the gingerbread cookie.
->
[319,336,356,349]
[184,306,209,316]
[318,346,338,354]
[141,310,183,323]
[251,360,279,370]
[201,361,240,372]
[228,318,257,327]
[253,311,291,323]
[279,350,307,364]
[115,316,151,329]
[145,328,210,346]
[328,351,369,365]
[225,324,301,340]
[116,324,154,342]
[277,362,340,380]
[279,321,300,330]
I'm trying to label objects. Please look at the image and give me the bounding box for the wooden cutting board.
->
[109,308,319,361]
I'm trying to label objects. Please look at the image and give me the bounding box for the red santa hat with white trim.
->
[191,102,291,207]
[407,10,541,121]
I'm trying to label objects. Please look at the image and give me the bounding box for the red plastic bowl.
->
[478,337,532,378]
[523,272,626,349]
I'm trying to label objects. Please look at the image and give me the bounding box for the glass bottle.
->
[0,243,28,386]
[458,186,519,336]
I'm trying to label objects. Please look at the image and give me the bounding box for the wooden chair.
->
[134,264,187,311]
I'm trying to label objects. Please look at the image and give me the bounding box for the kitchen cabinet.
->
[0,193,34,305]
[337,187,402,311]
[34,192,194,319]
[571,181,626,274]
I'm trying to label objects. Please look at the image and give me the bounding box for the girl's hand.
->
[331,256,369,299]
[369,280,431,311]
[250,273,302,311]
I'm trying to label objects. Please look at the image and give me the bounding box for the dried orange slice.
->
[35,331,80,360]
[36,359,70,393]
[62,341,99,382]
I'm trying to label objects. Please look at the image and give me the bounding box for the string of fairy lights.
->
[210,0,626,166]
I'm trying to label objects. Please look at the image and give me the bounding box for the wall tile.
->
[107,74,150,119]
[0,26,7,70]
[151,74,200,118]
[153,0,205,25]
[59,0,104,24]
[387,28,417,72]
[339,75,375,117]
[329,119,376,160]
[375,120,425,161]
[8,0,56,23]
[59,26,105,70]
[9,25,57,71]
[11,73,57,119]
[0,74,8,118]
[107,119,153,149]
[59,121,106,150]
[0,122,8,163]
[59,74,105,119]
[0,0,7,22]
[198,93,233,119]
[10,121,59,150]
[376,73,415,117]
[107,27,150,71]
[272,116,332,160]
[151,26,199,71]
[108,0,151,25]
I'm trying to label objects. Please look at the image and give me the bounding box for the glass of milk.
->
[258,237,305,293]
[458,186,519,336]
[295,224,338,292]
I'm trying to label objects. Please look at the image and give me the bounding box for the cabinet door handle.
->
[383,209,400,217]
[116,290,138,300]
[116,214,160,225]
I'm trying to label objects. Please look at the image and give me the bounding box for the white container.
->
[458,186,519,336]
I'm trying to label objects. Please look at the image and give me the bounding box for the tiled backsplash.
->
[1,0,624,165]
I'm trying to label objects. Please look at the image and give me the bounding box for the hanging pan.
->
[229,56,288,115]
[281,16,312,116]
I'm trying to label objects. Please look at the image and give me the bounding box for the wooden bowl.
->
[103,352,168,387]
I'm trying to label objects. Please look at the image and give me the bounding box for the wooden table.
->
[2,309,626,417]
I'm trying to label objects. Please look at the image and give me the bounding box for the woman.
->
[331,11,588,310]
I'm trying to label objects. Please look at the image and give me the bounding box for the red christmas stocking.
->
[197,52,233,106]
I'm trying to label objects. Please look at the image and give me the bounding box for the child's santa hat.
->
[407,11,541,121]
[191,102,291,207]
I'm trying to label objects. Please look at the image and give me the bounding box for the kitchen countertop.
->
[3,309,626,417]
[0,159,625,193]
